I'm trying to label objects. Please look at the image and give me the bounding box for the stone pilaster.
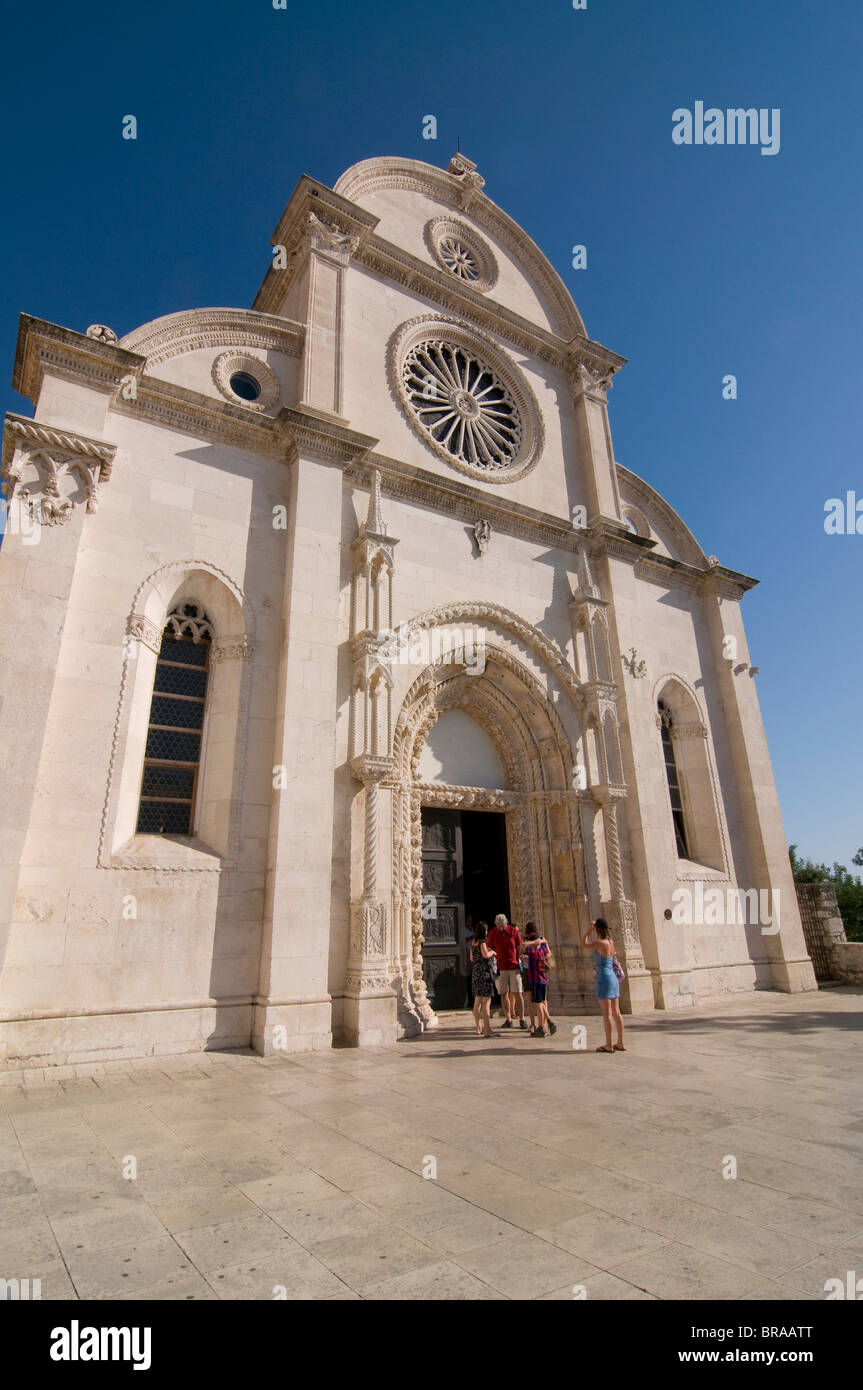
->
[0,413,117,973]
[343,471,400,1045]
[595,789,654,1013]
[254,449,345,1056]
[567,341,626,526]
[298,212,359,420]
[701,574,816,995]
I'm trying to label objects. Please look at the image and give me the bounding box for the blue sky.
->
[1,0,860,865]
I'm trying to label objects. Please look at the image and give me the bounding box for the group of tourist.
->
[467,913,626,1052]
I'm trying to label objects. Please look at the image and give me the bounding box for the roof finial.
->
[366,469,386,535]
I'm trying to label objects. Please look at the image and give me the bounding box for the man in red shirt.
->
[487,913,528,1029]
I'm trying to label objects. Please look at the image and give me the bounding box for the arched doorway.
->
[391,643,595,1029]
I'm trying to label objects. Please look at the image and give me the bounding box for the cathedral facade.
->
[0,154,815,1064]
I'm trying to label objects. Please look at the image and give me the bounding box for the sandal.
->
[613,1044,626,1051]
[596,1045,615,1053]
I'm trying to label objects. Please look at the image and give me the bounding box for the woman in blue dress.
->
[581,917,625,1053]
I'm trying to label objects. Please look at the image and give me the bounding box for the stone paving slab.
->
[0,987,861,1300]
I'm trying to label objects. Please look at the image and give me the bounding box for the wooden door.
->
[421,809,466,1010]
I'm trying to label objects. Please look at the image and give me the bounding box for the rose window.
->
[424,218,498,292]
[436,236,480,283]
[402,341,522,471]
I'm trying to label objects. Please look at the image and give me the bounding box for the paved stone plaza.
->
[1,988,861,1301]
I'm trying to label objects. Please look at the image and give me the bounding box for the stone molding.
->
[109,374,289,457]
[119,307,304,367]
[359,238,570,368]
[397,600,588,713]
[13,315,146,404]
[351,456,585,553]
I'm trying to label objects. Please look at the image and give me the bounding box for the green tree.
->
[788,845,863,941]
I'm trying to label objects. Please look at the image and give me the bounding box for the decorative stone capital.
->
[592,782,628,804]
[350,632,395,692]
[568,340,626,402]
[602,898,647,973]
[350,754,395,784]
[1,412,117,525]
[307,210,360,264]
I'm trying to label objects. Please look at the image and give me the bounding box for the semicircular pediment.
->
[119,307,304,367]
[334,155,586,342]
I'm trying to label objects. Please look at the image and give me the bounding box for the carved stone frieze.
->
[670,720,708,741]
[211,635,254,662]
[120,307,304,366]
[126,614,162,655]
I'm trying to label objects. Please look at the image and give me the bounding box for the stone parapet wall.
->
[830,942,863,987]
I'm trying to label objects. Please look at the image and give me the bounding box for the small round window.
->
[212,352,280,411]
[229,371,261,402]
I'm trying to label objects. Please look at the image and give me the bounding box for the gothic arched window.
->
[658,699,689,858]
[136,604,212,835]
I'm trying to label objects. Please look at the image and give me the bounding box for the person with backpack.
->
[521,922,557,1037]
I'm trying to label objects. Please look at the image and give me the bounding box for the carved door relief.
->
[421,809,465,1010]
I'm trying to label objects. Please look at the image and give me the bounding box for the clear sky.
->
[1,0,860,865]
